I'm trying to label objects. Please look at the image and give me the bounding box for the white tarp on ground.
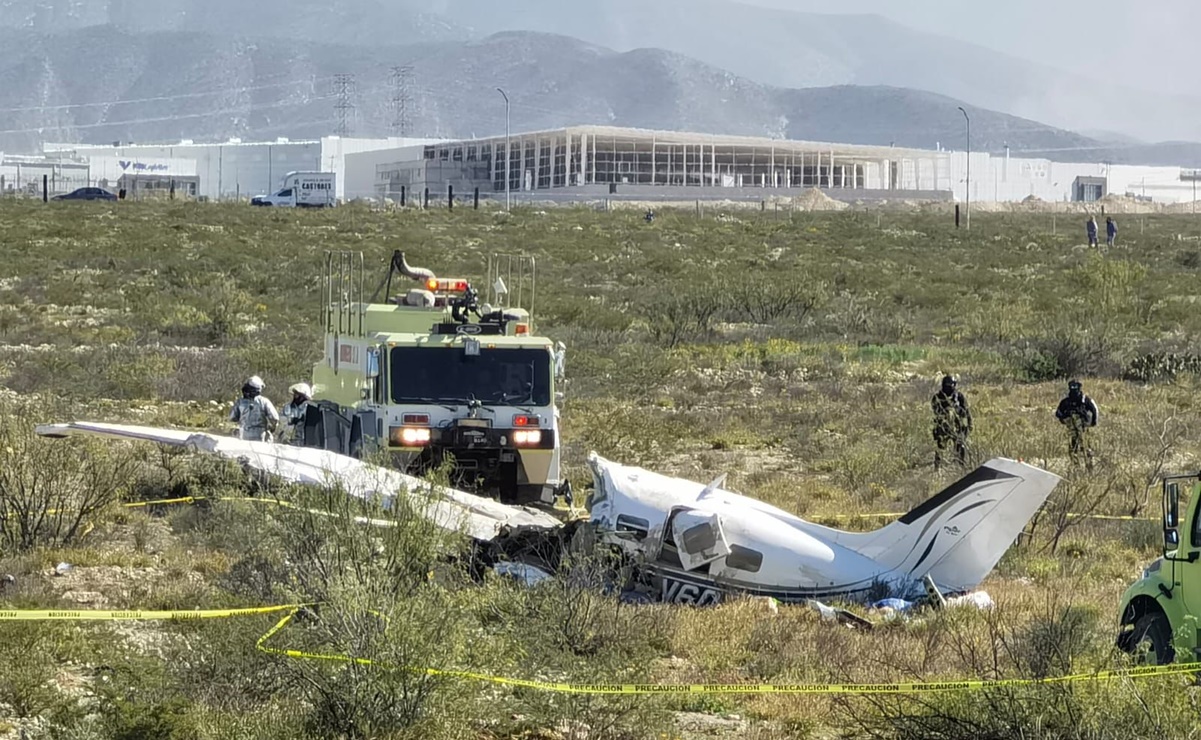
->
[35,421,561,542]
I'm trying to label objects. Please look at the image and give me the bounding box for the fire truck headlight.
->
[390,426,431,446]
[513,430,542,446]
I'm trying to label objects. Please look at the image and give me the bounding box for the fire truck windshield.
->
[389,347,552,407]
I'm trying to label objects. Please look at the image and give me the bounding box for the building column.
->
[579,132,588,185]
[651,137,657,186]
[533,138,541,190]
[565,133,572,188]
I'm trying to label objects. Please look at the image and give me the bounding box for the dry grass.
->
[2,202,1201,737]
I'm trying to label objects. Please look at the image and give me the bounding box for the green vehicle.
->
[1116,474,1201,664]
[300,249,569,508]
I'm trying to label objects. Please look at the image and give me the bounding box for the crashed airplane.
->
[586,453,1061,605]
[34,422,1060,606]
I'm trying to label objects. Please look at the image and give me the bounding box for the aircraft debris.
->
[34,422,564,569]
[585,452,1061,606]
[33,422,1061,612]
[808,599,874,630]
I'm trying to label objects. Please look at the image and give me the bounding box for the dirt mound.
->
[1097,193,1159,214]
[791,188,849,211]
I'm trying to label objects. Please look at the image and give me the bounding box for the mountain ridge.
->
[4,0,1199,142]
[2,25,1199,167]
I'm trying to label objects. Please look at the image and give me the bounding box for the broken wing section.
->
[35,421,561,542]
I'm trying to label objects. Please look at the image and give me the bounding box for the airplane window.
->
[680,522,717,554]
[616,514,648,540]
[725,545,763,573]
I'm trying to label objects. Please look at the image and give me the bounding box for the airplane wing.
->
[35,421,562,542]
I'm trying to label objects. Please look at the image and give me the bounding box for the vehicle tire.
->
[1129,612,1175,665]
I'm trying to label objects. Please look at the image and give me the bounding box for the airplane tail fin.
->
[826,458,1060,593]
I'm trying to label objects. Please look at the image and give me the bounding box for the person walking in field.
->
[1106,216,1117,247]
[1086,216,1099,247]
[230,375,279,442]
[931,374,972,470]
[1055,379,1098,469]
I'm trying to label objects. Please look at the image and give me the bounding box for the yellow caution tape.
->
[0,604,305,621]
[254,608,1201,694]
[2,604,1197,694]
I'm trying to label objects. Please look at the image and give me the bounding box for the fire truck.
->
[300,250,568,507]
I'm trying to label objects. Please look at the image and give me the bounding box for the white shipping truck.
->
[251,171,336,207]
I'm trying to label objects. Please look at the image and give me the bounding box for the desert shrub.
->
[1124,351,1201,382]
[818,290,915,343]
[1015,603,1104,678]
[250,479,482,738]
[640,279,728,348]
[473,535,674,740]
[1174,249,1201,269]
[0,623,70,720]
[0,403,135,552]
[100,348,179,400]
[1014,334,1120,381]
[839,599,1186,740]
[723,272,827,325]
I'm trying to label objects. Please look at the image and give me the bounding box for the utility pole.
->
[389,65,413,137]
[333,73,355,137]
[496,87,510,211]
[958,106,971,230]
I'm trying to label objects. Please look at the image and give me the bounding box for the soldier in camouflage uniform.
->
[932,374,972,470]
[1055,379,1099,469]
[229,375,279,442]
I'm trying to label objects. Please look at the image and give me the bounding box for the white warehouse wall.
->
[45,137,443,200]
[343,144,434,200]
[319,137,442,199]
[45,140,324,200]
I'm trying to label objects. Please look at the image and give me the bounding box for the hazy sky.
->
[746,0,1198,98]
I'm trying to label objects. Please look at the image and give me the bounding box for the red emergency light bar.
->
[425,278,469,293]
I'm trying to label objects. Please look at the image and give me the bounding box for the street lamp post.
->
[496,87,510,211]
[958,106,970,230]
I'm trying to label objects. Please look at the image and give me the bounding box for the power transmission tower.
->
[389,65,413,137]
[332,73,356,137]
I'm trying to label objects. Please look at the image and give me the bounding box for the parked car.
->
[53,187,117,202]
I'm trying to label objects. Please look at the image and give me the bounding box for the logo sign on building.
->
[119,160,171,173]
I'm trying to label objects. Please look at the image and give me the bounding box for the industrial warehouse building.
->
[14,125,1199,205]
[346,125,948,202]
[43,135,439,201]
[344,125,1201,205]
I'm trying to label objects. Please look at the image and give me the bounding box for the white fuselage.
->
[587,453,1061,606]
[589,460,915,604]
